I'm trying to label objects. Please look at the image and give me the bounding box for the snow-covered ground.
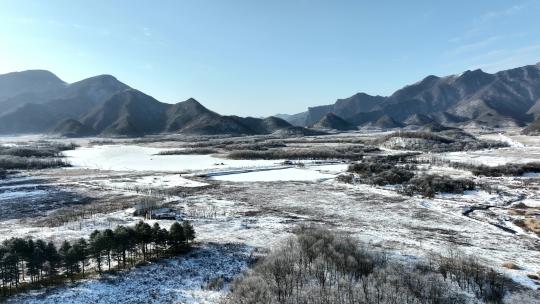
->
[479,133,525,148]
[7,244,252,304]
[442,146,540,166]
[441,132,540,166]
[4,134,540,303]
[101,174,209,190]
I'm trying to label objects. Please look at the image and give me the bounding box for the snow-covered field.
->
[442,147,540,166]
[442,133,540,166]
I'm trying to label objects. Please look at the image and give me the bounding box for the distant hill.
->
[0,71,292,136]
[364,115,403,129]
[404,113,435,126]
[275,112,308,127]
[280,63,540,128]
[0,70,66,115]
[522,118,540,135]
[272,126,327,137]
[311,113,357,131]
[51,119,97,137]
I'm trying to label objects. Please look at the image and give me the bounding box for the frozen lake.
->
[64,145,281,172]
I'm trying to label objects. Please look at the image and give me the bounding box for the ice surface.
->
[211,167,335,182]
[64,145,281,172]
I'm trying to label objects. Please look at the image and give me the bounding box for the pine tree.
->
[169,222,185,252]
[44,241,60,279]
[182,221,196,245]
[102,229,114,271]
[113,226,130,269]
[59,241,73,276]
[73,239,88,276]
[89,230,104,273]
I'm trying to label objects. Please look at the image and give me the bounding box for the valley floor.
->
[1,129,539,303]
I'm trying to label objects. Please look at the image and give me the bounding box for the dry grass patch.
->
[514,218,540,235]
[501,262,521,270]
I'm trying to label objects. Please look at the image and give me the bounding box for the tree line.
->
[0,220,195,297]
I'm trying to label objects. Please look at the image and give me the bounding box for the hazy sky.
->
[1,1,539,116]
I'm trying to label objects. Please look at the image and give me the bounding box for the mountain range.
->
[0,70,293,136]
[278,63,540,130]
[2,63,540,137]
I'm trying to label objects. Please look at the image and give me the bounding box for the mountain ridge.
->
[280,63,540,130]
[0,70,293,137]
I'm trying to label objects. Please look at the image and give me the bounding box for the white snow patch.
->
[136,175,208,188]
[480,133,525,148]
[310,164,349,173]
[442,146,540,166]
[520,199,540,208]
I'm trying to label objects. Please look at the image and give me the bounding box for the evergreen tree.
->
[169,222,185,252]
[182,221,196,245]
[59,241,73,276]
[135,221,152,260]
[113,226,130,269]
[102,229,114,271]
[44,241,60,279]
[73,239,88,276]
[89,230,104,273]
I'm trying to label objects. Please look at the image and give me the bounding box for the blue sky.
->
[1,1,539,116]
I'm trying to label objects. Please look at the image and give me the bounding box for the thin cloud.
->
[444,36,500,57]
[473,44,540,72]
[450,3,528,45]
[443,44,540,73]
[479,4,526,23]
[449,27,482,43]
[142,27,152,37]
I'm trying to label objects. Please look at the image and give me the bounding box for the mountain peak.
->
[0,69,65,84]
[79,74,120,84]
[68,74,129,92]
[184,97,201,104]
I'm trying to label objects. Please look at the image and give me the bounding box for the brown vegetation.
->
[514,218,540,236]
[226,226,507,304]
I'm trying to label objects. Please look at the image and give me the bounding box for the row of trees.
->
[0,221,195,297]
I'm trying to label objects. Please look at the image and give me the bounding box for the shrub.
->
[157,148,218,155]
[0,156,69,170]
[227,145,379,161]
[403,174,475,198]
[347,158,416,186]
[377,131,508,152]
[471,162,540,177]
